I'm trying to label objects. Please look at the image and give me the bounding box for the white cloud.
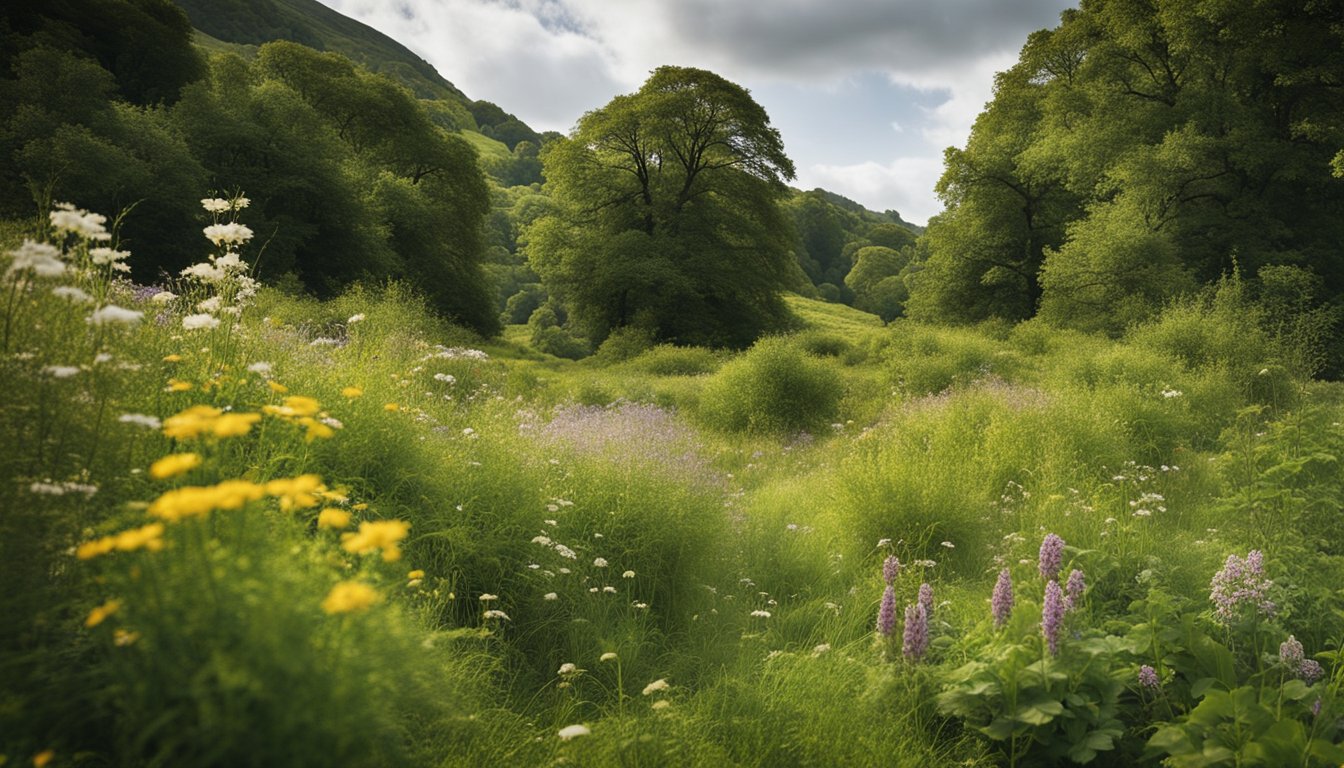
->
[805,156,946,225]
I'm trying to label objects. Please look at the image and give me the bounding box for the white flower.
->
[593,557,608,568]
[642,679,670,696]
[88,305,143,326]
[232,196,250,210]
[347,313,366,324]
[52,286,91,303]
[554,544,577,560]
[151,291,177,304]
[201,198,231,213]
[557,724,590,741]
[531,535,553,546]
[202,222,253,246]
[1161,388,1183,399]
[7,240,65,278]
[750,610,771,618]
[182,313,220,330]
[558,662,577,675]
[180,262,224,282]
[213,251,244,271]
[632,602,648,609]
[940,541,955,549]
[42,365,80,378]
[94,353,112,364]
[603,586,617,594]
[479,593,498,602]
[543,592,558,601]
[247,361,272,375]
[482,609,509,620]
[50,203,109,240]
[600,652,617,662]
[811,643,832,656]
[544,519,558,526]
[118,413,161,429]
[89,247,130,266]
[196,296,222,314]
[651,699,671,711]
[434,373,456,384]
[622,570,635,579]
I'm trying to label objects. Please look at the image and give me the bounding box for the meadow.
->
[3,199,1343,767]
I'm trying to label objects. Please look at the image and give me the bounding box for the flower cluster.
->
[991,568,1014,628]
[1042,579,1066,655]
[1209,550,1275,623]
[1038,533,1065,580]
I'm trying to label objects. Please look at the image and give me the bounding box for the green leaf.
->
[1279,679,1312,701]
[980,716,1018,741]
[1015,696,1065,725]
[1148,725,1194,755]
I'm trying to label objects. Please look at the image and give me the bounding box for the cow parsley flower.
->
[88,305,143,326]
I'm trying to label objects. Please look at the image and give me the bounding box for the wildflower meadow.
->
[1,194,1342,768]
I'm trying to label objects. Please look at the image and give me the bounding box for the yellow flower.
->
[113,629,139,646]
[283,395,321,416]
[210,412,260,438]
[33,749,55,767]
[162,354,182,363]
[341,386,363,398]
[162,405,222,439]
[85,599,121,628]
[407,569,425,580]
[298,417,335,442]
[383,403,400,412]
[352,502,368,511]
[340,519,411,562]
[267,380,289,394]
[265,474,326,511]
[148,480,265,522]
[149,453,201,480]
[76,523,165,559]
[317,507,351,530]
[166,379,193,392]
[322,580,380,614]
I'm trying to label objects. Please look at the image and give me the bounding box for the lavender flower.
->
[1042,579,1066,655]
[991,568,1013,628]
[1312,698,1323,718]
[1065,569,1085,612]
[1209,550,1275,623]
[1280,635,1304,668]
[1300,659,1324,685]
[903,602,929,662]
[1138,664,1159,690]
[883,555,901,585]
[1039,533,1065,580]
[877,585,897,637]
[918,583,934,618]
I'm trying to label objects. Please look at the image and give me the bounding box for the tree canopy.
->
[525,66,797,347]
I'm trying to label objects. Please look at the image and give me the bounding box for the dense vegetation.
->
[3,0,1344,766]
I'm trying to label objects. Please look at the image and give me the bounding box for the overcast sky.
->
[317,0,1074,225]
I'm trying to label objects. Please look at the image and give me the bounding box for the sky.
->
[317,0,1075,226]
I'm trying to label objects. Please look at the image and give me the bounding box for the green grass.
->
[4,223,1344,767]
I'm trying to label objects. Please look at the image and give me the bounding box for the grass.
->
[4,211,1344,767]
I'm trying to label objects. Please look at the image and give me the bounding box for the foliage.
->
[697,336,841,435]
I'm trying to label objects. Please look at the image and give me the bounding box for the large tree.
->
[525,66,796,348]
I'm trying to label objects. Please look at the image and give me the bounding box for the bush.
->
[633,344,722,376]
[888,326,1022,396]
[697,337,841,434]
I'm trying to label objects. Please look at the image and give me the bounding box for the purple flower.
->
[903,602,929,662]
[991,568,1013,628]
[1039,534,1065,580]
[1209,550,1275,623]
[883,555,901,585]
[1312,698,1323,718]
[1065,569,1085,612]
[918,583,934,618]
[1280,635,1304,668]
[877,585,897,637]
[1300,659,1324,685]
[1138,664,1159,690]
[1042,580,1066,655]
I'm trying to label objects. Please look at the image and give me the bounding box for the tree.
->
[525,66,797,348]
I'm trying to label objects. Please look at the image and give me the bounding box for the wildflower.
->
[246,361,272,375]
[341,386,363,398]
[903,603,929,662]
[163,354,182,363]
[882,554,901,585]
[383,403,400,412]
[88,305,143,326]
[165,379,192,392]
[1065,569,1085,611]
[85,599,121,628]
[33,749,56,767]
[1312,698,1323,717]
[877,584,897,637]
[1209,550,1275,623]
[1139,665,1159,690]
[642,679,670,695]
[632,602,648,609]
[52,285,91,302]
[180,262,224,282]
[76,522,165,559]
[557,724,590,741]
[600,652,618,662]
[812,643,832,656]
[203,222,253,246]
[543,593,558,601]
[148,480,265,522]
[1042,579,1066,655]
[317,508,351,530]
[554,544,577,560]
[211,412,261,438]
[434,373,456,384]
[42,365,80,379]
[347,313,366,324]
[593,557,608,567]
[322,581,379,614]
[267,380,288,394]
[1300,659,1324,684]
[622,570,636,579]
[182,313,220,330]
[264,474,325,511]
[651,699,671,711]
[991,568,1014,628]
[149,453,201,480]
[113,628,140,646]
[1039,533,1065,580]
[479,593,498,602]
[50,202,109,240]
[1281,635,1304,668]
[6,239,65,278]
[151,290,177,303]
[750,609,771,618]
[202,198,230,213]
[89,247,130,267]
[340,519,409,561]
[118,413,161,429]
[918,583,934,618]
[482,610,509,620]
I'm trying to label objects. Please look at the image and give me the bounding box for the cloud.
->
[805,156,947,225]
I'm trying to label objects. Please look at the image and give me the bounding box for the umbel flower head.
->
[991,568,1013,628]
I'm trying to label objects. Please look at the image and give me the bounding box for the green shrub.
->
[697,337,842,434]
[634,344,722,376]
[888,326,1022,396]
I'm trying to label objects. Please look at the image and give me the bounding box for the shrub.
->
[633,344,722,376]
[697,337,841,434]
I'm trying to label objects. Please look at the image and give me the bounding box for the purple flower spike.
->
[883,555,901,585]
[1280,635,1304,668]
[918,583,934,618]
[1065,569,1085,612]
[1300,659,1324,685]
[991,568,1013,628]
[1312,698,1323,718]
[1039,534,1065,580]
[877,585,897,637]
[903,602,929,662]
[1042,579,1065,655]
[1138,664,1159,690]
